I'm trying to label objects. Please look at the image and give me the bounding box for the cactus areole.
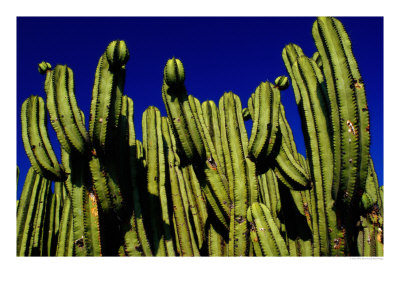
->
[17,17,382,257]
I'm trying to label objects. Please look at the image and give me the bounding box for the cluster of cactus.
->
[17,17,383,256]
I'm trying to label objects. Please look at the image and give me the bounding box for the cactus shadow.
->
[277,182,313,243]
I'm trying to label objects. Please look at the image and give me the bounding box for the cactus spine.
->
[21,96,66,181]
[17,17,382,257]
[43,64,89,155]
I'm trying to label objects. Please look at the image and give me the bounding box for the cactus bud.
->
[274,76,289,90]
[164,57,185,88]
[106,40,129,68]
[242,107,251,121]
[38,61,51,74]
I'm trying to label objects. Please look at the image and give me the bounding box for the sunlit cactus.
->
[17,17,382,257]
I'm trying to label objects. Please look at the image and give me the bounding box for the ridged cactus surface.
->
[17,17,383,257]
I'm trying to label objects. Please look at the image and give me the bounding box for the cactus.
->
[21,96,66,181]
[17,17,382,257]
[312,17,370,207]
[43,64,89,155]
[248,81,281,161]
[142,107,174,256]
[161,58,205,164]
[219,92,258,256]
[247,202,289,256]
[89,40,128,156]
[274,76,290,91]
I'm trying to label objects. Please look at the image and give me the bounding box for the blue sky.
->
[16,17,383,198]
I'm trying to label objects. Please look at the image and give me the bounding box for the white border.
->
[3,1,397,299]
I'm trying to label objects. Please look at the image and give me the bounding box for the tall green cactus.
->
[43,64,89,155]
[291,55,342,255]
[56,184,74,256]
[142,107,175,256]
[248,81,281,161]
[162,58,205,164]
[17,18,382,257]
[219,91,258,256]
[312,17,370,206]
[21,96,66,181]
[89,40,128,156]
[162,116,200,256]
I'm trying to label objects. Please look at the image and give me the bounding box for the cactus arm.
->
[220,92,253,256]
[258,169,281,228]
[162,81,196,162]
[358,214,383,257]
[17,168,40,255]
[18,173,42,256]
[65,209,74,256]
[273,139,311,190]
[120,97,152,256]
[29,178,51,256]
[43,66,72,154]
[126,98,152,255]
[53,181,62,239]
[175,166,201,256]
[142,107,168,256]
[161,59,205,164]
[42,188,56,256]
[69,161,87,256]
[89,42,127,155]
[247,92,255,119]
[21,96,66,181]
[312,17,370,205]
[207,222,227,256]
[162,117,198,256]
[190,96,232,212]
[202,100,226,174]
[55,66,88,151]
[189,167,208,234]
[155,112,175,256]
[182,165,207,250]
[61,148,73,197]
[247,203,289,256]
[56,185,73,256]
[69,154,102,256]
[248,224,263,256]
[84,191,102,256]
[43,184,63,256]
[44,65,88,155]
[88,156,112,214]
[156,110,174,254]
[175,97,231,229]
[260,203,289,256]
[248,81,281,160]
[282,43,305,105]
[169,163,196,256]
[331,18,370,201]
[361,158,381,212]
[292,56,343,255]
[278,104,301,162]
[192,97,232,208]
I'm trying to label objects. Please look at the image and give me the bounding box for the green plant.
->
[17,16,383,257]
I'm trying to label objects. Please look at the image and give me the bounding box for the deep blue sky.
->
[16,17,383,198]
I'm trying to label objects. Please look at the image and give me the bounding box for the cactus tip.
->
[106,40,130,68]
[38,61,51,74]
[164,57,185,88]
[274,76,289,91]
